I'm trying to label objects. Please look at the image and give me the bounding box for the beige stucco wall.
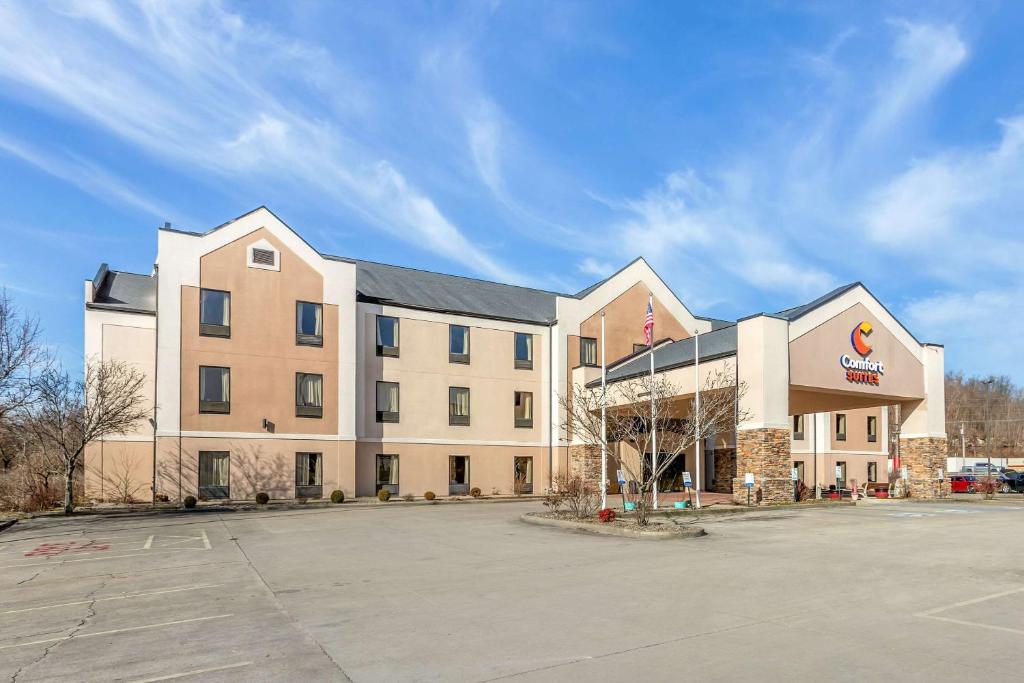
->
[155,436,355,500]
[354,442,548,497]
[358,309,545,442]
[578,282,691,366]
[789,302,924,401]
[84,440,153,502]
[180,227,339,435]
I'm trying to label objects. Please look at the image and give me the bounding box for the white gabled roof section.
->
[787,283,924,362]
[559,257,710,334]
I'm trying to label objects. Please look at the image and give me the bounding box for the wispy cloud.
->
[0,0,523,283]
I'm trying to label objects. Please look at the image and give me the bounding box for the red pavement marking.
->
[23,540,110,558]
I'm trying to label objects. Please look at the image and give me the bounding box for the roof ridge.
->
[351,257,568,297]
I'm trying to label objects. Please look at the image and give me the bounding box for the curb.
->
[520,512,705,540]
[0,519,16,534]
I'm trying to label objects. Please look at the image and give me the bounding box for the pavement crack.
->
[9,578,107,683]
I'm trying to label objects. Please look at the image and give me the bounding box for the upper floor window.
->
[514,332,533,370]
[376,316,399,357]
[514,391,533,428]
[449,325,470,364]
[835,413,847,441]
[376,381,399,423]
[296,302,323,347]
[295,372,323,418]
[449,387,470,426]
[792,415,805,440]
[580,337,597,367]
[199,289,230,338]
[867,415,878,443]
[199,366,230,414]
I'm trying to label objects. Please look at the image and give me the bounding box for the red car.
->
[950,474,978,493]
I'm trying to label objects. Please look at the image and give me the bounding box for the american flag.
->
[643,300,654,346]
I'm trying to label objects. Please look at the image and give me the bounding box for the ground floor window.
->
[835,461,847,489]
[296,452,323,498]
[199,451,230,499]
[514,456,533,494]
[867,461,877,483]
[449,455,469,495]
[377,454,399,495]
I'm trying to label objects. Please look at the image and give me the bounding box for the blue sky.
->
[1,1,1023,381]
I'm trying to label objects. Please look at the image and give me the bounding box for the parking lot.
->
[2,499,1023,682]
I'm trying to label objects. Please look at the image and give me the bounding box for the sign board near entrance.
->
[682,471,692,488]
[791,468,799,481]
[835,465,843,481]
[616,469,626,485]
[743,472,755,488]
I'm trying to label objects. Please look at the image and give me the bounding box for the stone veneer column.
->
[899,436,950,499]
[568,444,602,486]
[732,428,794,505]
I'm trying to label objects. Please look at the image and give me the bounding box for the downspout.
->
[548,321,554,491]
[152,264,159,505]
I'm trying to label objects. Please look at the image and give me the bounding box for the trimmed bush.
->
[470,487,482,498]
[378,489,391,502]
[330,490,345,504]
[183,495,197,509]
[424,491,436,501]
[598,508,616,523]
[255,492,269,505]
[402,493,414,502]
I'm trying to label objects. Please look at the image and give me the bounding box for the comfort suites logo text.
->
[840,322,884,385]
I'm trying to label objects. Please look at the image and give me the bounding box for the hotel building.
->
[83,207,947,504]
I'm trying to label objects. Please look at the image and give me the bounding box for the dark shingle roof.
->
[589,325,738,386]
[353,260,560,324]
[90,266,156,314]
[775,282,860,321]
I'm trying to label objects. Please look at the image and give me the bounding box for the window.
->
[867,415,878,443]
[792,415,805,440]
[376,382,399,423]
[449,455,469,495]
[296,302,323,346]
[376,454,399,495]
[251,247,276,266]
[198,451,229,499]
[794,460,805,483]
[295,373,323,418]
[835,413,847,441]
[199,289,230,338]
[514,391,533,428]
[633,343,648,354]
[580,337,597,367]
[514,332,533,369]
[449,325,470,364]
[376,316,399,357]
[836,461,847,489]
[295,452,323,498]
[199,366,230,414]
[514,456,533,494]
[867,461,878,483]
[449,387,470,426]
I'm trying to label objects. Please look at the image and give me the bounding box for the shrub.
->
[378,489,391,502]
[183,495,197,509]
[255,492,269,505]
[402,493,414,502]
[470,487,482,498]
[553,472,598,519]
[543,489,564,513]
[598,508,616,523]
[330,490,345,504]
[424,491,436,501]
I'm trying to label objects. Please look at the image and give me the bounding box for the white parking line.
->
[1,584,223,615]
[0,548,207,569]
[143,535,154,549]
[128,661,253,682]
[0,614,233,650]
[201,528,211,550]
[916,586,1024,635]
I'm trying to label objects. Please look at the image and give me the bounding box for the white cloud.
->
[577,258,615,279]
[0,0,522,283]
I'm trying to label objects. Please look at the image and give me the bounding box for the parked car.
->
[950,474,978,493]
[998,472,1024,494]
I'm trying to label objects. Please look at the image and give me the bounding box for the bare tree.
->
[0,291,48,424]
[29,359,149,514]
[561,363,746,525]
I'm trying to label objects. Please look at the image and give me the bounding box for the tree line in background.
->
[0,292,148,514]
[945,372,1024,463]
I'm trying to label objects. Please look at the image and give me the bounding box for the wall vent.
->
[251,248,276,266]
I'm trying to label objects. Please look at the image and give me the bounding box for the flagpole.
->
[650,294,658,510]
[694,328,702,509]
[600,312,608,511]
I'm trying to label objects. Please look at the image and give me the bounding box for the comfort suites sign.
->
[840,321,884,386]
